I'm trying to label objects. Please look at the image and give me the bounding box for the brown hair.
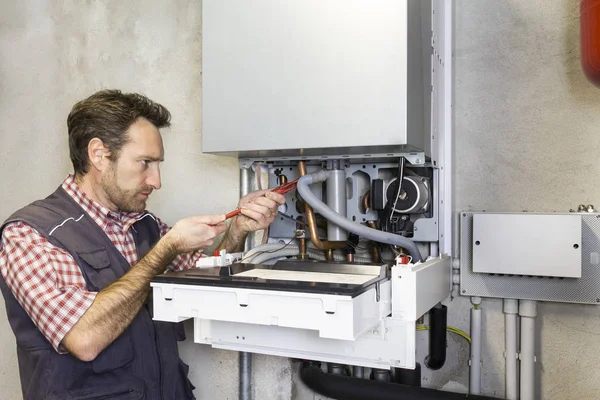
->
[67,89,171,175]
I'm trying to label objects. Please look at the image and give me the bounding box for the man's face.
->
[101,118,164,213]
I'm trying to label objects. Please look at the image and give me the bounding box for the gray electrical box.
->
[201,0,430,158]
[472,213,582,278]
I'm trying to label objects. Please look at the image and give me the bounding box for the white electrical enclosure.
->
[472,213,582,278]
[201,0,427,157]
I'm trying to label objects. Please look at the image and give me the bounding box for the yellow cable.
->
[416,325,472,344]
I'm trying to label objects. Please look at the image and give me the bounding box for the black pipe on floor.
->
[426,303,448,370]
[393,363,421,387]
[300,364,501,400]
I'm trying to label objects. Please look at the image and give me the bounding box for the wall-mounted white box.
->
[201,0,429,158]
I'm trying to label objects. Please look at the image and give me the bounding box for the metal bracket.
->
[239,152,426,169]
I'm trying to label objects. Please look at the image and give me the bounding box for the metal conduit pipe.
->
[297,161,347,251]
[503,299,519,400]
[300,364,501,400]
[239,168,253,400]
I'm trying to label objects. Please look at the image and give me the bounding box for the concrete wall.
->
[452,1,600,399]
[2,1,600,399]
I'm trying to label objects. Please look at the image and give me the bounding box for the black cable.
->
[383,156,406,233]
[277,211,307,226]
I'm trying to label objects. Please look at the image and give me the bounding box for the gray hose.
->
[251,248,301,264]
[297,171,423,263]
[241,243,294,263]
[247,245,373,264]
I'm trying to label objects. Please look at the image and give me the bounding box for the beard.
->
[101,165,152,213]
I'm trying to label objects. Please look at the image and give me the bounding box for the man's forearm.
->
[218,222,248,252]
[62,237,177,361]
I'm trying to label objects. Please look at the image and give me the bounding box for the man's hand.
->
[234,190,286,234]
[164,214,227,253]
[217,190,286,253]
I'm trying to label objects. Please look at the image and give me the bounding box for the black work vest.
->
[0,186,195,400]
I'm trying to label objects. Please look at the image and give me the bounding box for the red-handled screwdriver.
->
[224,178,299,220]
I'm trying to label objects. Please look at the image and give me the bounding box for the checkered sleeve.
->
[154,215,205,271]
[0,222,96,353]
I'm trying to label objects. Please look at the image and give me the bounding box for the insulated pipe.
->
[519,300,537,400]
[300,364,501,400]
[297,162,346,251]
[353,366,364,379]
[470,297,482,395]
[425,304,447,370]
[239,168,253,400]
[241,243,290,261]
[373,369,391,382]
[250,248,305,264]
[326,164,348,241]
[503,299,519,400]
[249,246,373,264]
[393,363,422,387]
[297,171,423,262]
[241,243,373,263]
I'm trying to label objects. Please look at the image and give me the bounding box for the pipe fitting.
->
[452,272,460,285]
[519,300,537,318]
[503,299,519,315]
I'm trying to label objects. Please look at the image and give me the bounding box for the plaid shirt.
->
[0,175,203,353]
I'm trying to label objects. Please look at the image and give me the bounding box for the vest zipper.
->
[150,309,164,400]
[93,389,134,399]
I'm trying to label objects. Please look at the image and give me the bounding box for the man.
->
[0,89,285,400]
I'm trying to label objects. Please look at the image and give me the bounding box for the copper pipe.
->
[346,252,355,263]
[298,238,308,260]
[326,249,334,261]
[362,192,371,213]
[367,221,381,263]
[297,161,346,251]
[279,174,288,185]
